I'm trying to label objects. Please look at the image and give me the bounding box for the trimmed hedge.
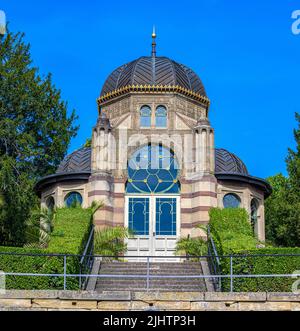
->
[209,208,258,254]
[0,207,93,290]
[219,247,300,292]
[209,208,300,292]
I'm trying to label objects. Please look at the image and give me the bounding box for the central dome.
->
[100,56,207,98]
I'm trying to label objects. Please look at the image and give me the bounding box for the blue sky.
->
[1,0,300,179]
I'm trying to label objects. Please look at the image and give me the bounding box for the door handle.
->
[153,232,156,237]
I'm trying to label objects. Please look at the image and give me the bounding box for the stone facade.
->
[37,52,271,248]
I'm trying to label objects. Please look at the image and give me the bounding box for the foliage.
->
[83,138,92,148]
[175,236,207,256]
[219,247,300,292]
[0,207,93,290]
[24,208,56,248]
[208,208,300,292]
[46,207,92,254]
[265,113,300,247]
[286,112,300,196]
[265,174,300,247]
[0,30,78,243]
[209,208,258,254]
[94,226,131,257]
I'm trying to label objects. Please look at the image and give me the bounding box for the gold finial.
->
[152,26,156,38]
[151,26,157,57]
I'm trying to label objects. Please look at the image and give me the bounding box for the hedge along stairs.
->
[209,208,300,292]
[96,261,207,292]
[0,207,93,290]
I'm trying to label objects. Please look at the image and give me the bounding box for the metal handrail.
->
[1,252,300,292]
[0,252,299,258]
[80,226,95,265]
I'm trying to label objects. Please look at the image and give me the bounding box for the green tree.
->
[0,30,78,243]
[265,113,300,247]
[286,113,300,196]
[83,138,92,148]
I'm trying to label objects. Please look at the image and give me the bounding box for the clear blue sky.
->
[2,0,299,179]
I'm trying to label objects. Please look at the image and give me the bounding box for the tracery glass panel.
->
[223,193,241,209]
[64,192,83,208]
[126,145,180,194]
[128,198,149,235]
[140,105,151,127]
[156,198,177,236]
[46,196,55,211]
[251,198,259,233]
[155,105,167,128]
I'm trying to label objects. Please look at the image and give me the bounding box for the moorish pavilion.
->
[36,31,271,258]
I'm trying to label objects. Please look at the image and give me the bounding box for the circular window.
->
[223,193,241,209]
[46,196,55,211]
[64,192,83,208]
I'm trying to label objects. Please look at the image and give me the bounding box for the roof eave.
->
[34,171,91,196]
[215,172,272,198]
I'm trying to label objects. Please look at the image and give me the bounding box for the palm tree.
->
[94,226,132,258]
[175,224,208,257]
[24,207,56,248]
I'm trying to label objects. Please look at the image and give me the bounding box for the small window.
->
[155,105,167,128]
[140,105,151,127]
[46,196,55,211]
[223,193,241,209]
[251,198,259,233]
[64,192,83,208]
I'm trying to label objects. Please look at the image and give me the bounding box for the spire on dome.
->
[151,26,157,57]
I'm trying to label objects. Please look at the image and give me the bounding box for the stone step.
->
[100,264,201,268]
[100,266,201,271]
[95,261,207,292]
[98,272,202,276]
[96,286,205,292]
[98,278,202,285]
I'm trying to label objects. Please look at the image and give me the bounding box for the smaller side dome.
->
[215,148,249,175]
[56,147,91,174]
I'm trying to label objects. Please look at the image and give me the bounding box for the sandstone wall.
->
[0,291,299,311]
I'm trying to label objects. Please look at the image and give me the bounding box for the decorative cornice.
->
[97,84,210,107]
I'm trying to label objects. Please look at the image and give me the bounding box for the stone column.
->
[181,119,217,238]
[89,113,115,229]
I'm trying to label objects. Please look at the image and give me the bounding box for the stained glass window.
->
[223,193,241,209]
[156,198,177,235]
[64,192,83,208]
[155,106,167,128]
[128,198,149,235]
[251,198,259,233]
[126,145,180,194]
[46,196,55,211]
[140,105,151,127]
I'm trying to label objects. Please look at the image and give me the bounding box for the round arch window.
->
[126,144,180,194]
[223,193,241,209]
[64,192,83,208]
[155,105,167,128]
[46,196,55,211]
[251,198,259,233]
[140,105,152,128]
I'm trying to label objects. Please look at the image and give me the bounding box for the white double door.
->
[125,195,180,260]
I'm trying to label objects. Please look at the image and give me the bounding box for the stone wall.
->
[0,291,299,311]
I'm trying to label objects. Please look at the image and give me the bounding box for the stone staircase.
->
[95,261,207,292]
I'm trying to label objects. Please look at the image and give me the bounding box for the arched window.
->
[155,106,167,128]
[126,145,180,194]
[223,193,241,209]
[140,105,151,128]
[64,192,83,208]
[251,198,259,233]
[46,196,55,211]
